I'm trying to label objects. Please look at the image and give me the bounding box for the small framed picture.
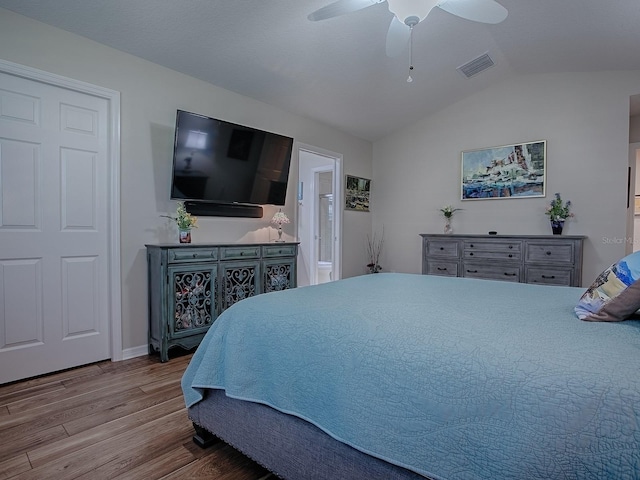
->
[345,175,370,212]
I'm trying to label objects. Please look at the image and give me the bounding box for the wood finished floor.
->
[0,353,271,479]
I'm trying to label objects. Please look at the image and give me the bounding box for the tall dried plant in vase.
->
[366,227,384,273]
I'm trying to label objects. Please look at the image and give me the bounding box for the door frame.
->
[0,58,123,361]
[628,142,640,254]
[297,144,343,285]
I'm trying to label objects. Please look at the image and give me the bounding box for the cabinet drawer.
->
[462,263,521,282]
[220,246,261,260]
[168,248,218,263]
[426,240,459,257]
[525,242,574,264]
[262,245,296,257]
[525,266,572,286]
[464,241,521,260]
[426,260,458,277]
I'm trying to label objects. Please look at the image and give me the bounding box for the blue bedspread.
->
[182,273,640,479]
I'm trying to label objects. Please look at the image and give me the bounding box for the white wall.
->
[373,71,640,286]
[0,8,372,351]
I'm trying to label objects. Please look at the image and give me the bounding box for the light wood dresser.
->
[420,234,585,287]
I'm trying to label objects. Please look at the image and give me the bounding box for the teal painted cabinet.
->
[146,242,298,361]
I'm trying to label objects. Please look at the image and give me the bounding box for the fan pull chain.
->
[407,25,414,83]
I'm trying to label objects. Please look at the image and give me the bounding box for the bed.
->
[181,273,640,479]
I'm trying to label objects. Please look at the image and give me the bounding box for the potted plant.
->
[544,193,574,235]
[366,227,384,273]
[162,202,198,243]
[439,205,462,234]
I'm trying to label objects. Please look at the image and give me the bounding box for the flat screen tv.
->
[170,110,293,207]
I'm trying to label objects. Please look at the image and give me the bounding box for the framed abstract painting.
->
[461,140,546,200]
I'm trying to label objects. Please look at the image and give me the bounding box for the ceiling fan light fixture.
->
[386,0,439,25]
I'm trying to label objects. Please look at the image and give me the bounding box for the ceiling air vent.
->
[457,53,494,78]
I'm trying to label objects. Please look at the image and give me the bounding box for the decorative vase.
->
[444,218,452,234]
[367,264,380,274]
[179,228,192,244]
[550,220,564,235]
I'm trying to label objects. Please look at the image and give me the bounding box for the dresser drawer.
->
[220,246,261,260]
[525,242,574,264]
[425,260,458,277]
[464,240,521,261]
[525,266,573,286]
[462,263,521,282]
[262,245,296,257]
[168,247,218,263]
[426,240,459,257]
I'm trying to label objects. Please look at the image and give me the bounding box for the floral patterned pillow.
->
[575,251,640,322]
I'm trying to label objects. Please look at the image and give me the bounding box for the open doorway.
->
[297,145,343,286]
[630,142,640,253]
[629,94,640,253]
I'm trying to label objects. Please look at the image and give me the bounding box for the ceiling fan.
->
[308,0,508,57]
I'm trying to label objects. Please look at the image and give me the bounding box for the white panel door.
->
[0,71,110,383]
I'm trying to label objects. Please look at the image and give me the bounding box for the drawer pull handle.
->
[240,252,244,256]
[504,272,517,276]
[546,251,552,256]
[192,253,197,258]
[279,250,282,254]
[541,275,556,279]
[508,254,513,258]
[439,247,444,250]
[508,245,513,249]
[470,244,474,248]
[437,267,447,271]
[467,269,478,273]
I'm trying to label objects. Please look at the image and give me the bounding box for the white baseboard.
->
[120,345,148,360]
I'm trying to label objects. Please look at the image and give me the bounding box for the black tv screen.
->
[170,110,293,206]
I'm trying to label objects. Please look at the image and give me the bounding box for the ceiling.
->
[1,0,640,141]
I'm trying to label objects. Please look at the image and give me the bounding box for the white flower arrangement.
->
[440,205,462,219]
[162,202,198,230]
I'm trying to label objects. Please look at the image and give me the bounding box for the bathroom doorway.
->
[630,142,640,253]
[629,93,640,253]
[297,145,342,286]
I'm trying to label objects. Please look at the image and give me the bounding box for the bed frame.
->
[188,389,429,480]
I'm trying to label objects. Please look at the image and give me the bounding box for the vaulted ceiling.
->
[1,0,639,141]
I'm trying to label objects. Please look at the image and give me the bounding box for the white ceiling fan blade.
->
[437,0,508,24]
[308,0,383,21]
[385,16,411,57]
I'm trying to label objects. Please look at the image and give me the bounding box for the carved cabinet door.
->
[167,263,218,339]
[220,260,261,311]
[263,257,296,293]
